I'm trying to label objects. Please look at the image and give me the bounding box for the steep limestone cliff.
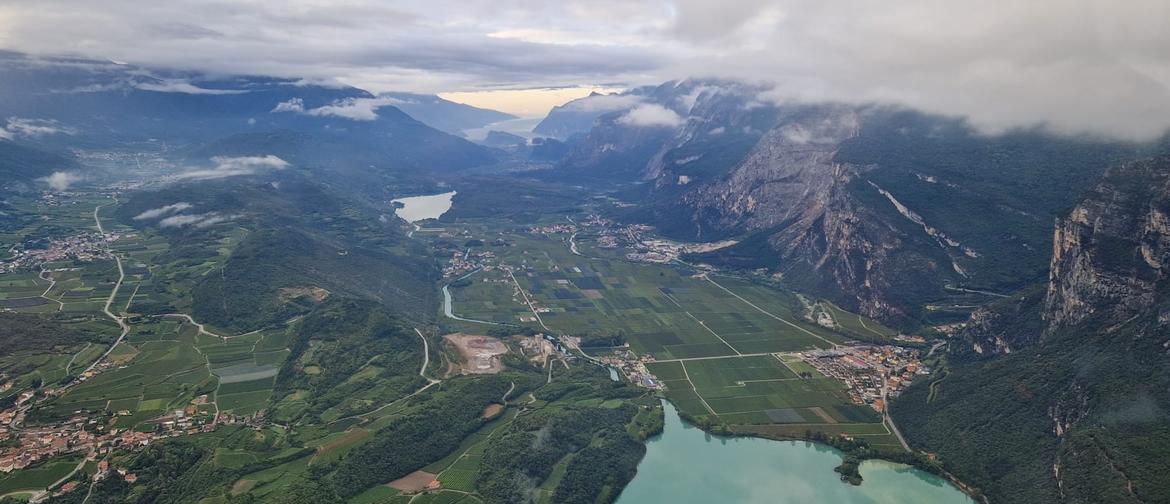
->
[894,156,1170,504]
[1044,157,1170,332]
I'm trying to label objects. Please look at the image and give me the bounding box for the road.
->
[413,328,438,383]
[704,275,840,348]
[501,381,515,405]
[64,343,92,376]
[162,313,261,340]
[38,268,64,310]
[330,328,440,424]
[926,340,947,357]
[81,201,129,377]
[509,269,550,331]
[882,376,912,452]
[652,352,776,363]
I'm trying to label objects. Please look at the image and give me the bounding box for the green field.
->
[447,233,841,360]
[432,223,891,443]
[0,456,81,494]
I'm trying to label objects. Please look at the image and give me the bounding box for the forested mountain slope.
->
[893,156,1170,503]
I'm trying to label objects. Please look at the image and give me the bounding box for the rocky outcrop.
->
[547,79,1141,326]
[1044,157,1170,332]
[673,105,954,321]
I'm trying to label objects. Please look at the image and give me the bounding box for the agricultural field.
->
[647,355,889,444]
[443,269,530,325]
[0,456,82,494]
[479,233,842,359]
[36,317,290,427]
[436,220,893,444]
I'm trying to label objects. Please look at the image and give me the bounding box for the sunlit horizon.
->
[439,86,625,118]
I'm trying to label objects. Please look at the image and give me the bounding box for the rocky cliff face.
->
[671,104,957,321]
[896,156,1170,504]
[1044,157,1170,332]
[548,79,1142,326]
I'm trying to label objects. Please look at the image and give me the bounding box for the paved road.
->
[413,328,438,383]
[509,269,550,331]
[882,377,912,452]
[652,352,776,363]
[162,313,261,340]
[704,275,839,348]
[81,202,129,377]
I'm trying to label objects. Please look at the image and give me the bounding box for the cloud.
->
[1,1,1169,139]
[41,171,82,191]
[134,202,193,220]
[557,93,642,112]
[2,117,76,139]
[174,155,289,181]
[271,97,305,113]
[158,212,239,228]
[133,79,246,95]
[617,104,685,128]
[272,96,403,120]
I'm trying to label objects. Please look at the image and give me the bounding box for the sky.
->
[1,0,1169,138]
[439,87,625,118]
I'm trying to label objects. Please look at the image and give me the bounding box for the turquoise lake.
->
[616,401,973,504]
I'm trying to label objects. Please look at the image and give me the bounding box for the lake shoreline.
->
[616,398,978,504]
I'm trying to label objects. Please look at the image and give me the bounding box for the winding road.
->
[81,200,129,377]
[162,313,261,341]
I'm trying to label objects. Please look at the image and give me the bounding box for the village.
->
[0,391,217,474]
[0,231,121,274]
[799,345,930,412]
[0,379,271,486]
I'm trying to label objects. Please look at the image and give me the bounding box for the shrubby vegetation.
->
[473,365,651,503]
[114,175,440,331]
[893,305,1170,503]
[0,313,114,355]
[271,298,427,421]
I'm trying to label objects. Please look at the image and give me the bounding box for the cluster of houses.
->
[0,231,121,274]
[0,393,219,475]
[800,345,930,412]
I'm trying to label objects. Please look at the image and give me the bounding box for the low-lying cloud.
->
[617,104,684,128]
[175,155,289,181]
[134,202,193,220]
[272,96,403,121]
[557,93,642,113]
[41,171,82,191]
[134,79,247,95]
[158,212,239,228]
[1,117,76,139]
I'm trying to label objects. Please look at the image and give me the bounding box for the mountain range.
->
[3,54,1170,503]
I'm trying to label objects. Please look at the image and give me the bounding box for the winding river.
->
[617,401,973,504]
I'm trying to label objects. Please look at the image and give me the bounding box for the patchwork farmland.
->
[441,229,896,445]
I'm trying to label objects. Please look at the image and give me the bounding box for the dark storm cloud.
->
[1,0,1168,139]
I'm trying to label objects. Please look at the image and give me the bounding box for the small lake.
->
[392,191,456,223]
[617,401,973,504]
[462,117,543,141]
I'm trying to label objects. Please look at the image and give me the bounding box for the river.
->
[392,191,456,223]
[617,401,972,504]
